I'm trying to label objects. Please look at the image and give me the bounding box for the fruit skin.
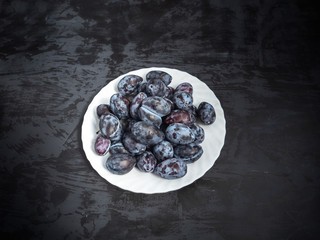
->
[99,113,122,141]
[110,93,130,119]
[122,132,147,155]
[106,153,136,175]
[138,105,162,128]
[95,134,111,156]
[117,75,143,96]
[164,109,196,125]
[146,70,172,86]
[165,123,195,145]
[131,121,165,146]
[110,142,129,154]
[154,158,187,179]
[172,91,193,111]
[175,82,193,95]
[197,102,216,125]
[189,123,205,144]
[130,92,148,119]
[136,151,157,173]
[140,96,171,117]
[152,140,174,162]
[97,104,111,117]
[145,78,167,97]
[173,143,203,164]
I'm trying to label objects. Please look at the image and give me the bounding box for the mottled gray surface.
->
[1,0,319,239]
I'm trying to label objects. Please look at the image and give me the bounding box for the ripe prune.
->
[165,86,175,100]
[131,121,165,146]
[136,151,157,173]
[106,153,136,175]
[154,158,187,179]
[110,93,130,119]
[164,109,195,125]
[140,96,171,117]
[95,134,111,156]
[174,143,203,164]
[175,82,193,95]
[99,113,122,141]
[110,142,129,154]
[117,75,143,96]
[146,70,172,86]
[189,123,205,144]
[165,123,195,145]
[197,102,216,125]
[138,106,162,128]
[130,92,148,119]
[172,91,193,111]
[153,140,174,162]
[97,104,111,117]
[122,132,147,155]
[145,79,167,97]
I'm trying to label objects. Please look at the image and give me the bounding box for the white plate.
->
[81,67,226,194]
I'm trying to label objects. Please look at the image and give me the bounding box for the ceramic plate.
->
[81,67,226,194]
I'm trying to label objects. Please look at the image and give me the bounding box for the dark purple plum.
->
[165,123,195,145]
[146,70,172,86]
[152,140,174,162]
[117,75,143,96]
[172,91,193,111]
[122,132,147,155]
[138,106,162,128]
[131,121,165,146]
[175,82,193,95]
[106,153,136,175]
[145,79,167,97]
[110,142,129,154]
[189,123,205,144]
[130,92,148,119]
[97,104,111,117]
[173,143,203,164]
[136,151,157,172]
[99,113,122,141]
[164,109,195,125]
[110,93,130,119]
[197,102,216,125]
[154,158,187,179]
[95,134,111,156]
[140,96,171,117]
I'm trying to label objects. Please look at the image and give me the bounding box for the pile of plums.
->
[95,70,216,179]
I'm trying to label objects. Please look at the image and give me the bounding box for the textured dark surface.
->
[1,0,320,239]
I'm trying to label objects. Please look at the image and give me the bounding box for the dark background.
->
[1,0,319,239]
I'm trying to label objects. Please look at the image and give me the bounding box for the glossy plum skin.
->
[131,121,165,146]
[154,158,187,179]
[106,153,136,175]
[173,143,203,164]
[110,93,130,119]
[172,91,193,111]
[165,123,195,145]
[99,113,122,141]
[117,75,143,96]
[189,123,205,144]
[152,140,174,162]
[145,79,167,97]
[164,109,195,125]
[136,151,157,172]
[140,96,171,117]
[146,70,172,86]
[175,82,193,95]
[130,92,148,119]
[122,132,147,155]
[97,104,111,117]
[197,102,216,125]
[138,106,162,128]
[95,134,111,156]
[109,142,129,154]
